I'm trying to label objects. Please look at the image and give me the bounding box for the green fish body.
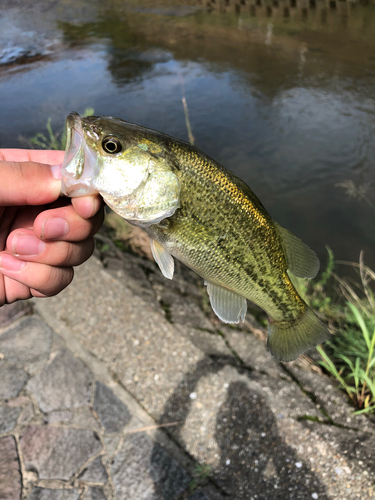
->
[61,112,330,361]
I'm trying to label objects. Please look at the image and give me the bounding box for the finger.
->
[0,149,64,165]
[71,194,103,220]
[6,229,95,267]
[0,161,61,206]
[33,203,105,242]
[0,274,32,305]
[0,207,18,251]
[0,253,74,296]
[7,199,73,235]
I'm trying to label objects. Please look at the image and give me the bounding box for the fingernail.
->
[42,218,69,240]
[50,164,62,180]
[13,234,46,256]
[0,254,26,272]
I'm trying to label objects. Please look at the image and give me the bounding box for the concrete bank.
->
[0,236,374,499]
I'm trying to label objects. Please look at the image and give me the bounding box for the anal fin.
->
[150,238,174,280]
[275,223,320,279]
[206,282,247,324]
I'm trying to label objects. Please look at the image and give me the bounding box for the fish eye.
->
[102,136,122,154]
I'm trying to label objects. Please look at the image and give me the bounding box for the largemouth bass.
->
[61,112,330,361]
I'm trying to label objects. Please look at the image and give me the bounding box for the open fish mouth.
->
[60,112,100,197]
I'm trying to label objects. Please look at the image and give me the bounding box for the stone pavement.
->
[0,235,374,500]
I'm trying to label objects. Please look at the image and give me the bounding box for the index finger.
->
[0,149,64,165]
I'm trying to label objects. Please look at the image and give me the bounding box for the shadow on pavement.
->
[151,356,329,499]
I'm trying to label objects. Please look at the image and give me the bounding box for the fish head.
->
[61,112,180,225]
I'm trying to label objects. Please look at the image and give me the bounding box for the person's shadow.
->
[151,356,329,499]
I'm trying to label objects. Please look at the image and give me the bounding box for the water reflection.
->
[0,0,374,270]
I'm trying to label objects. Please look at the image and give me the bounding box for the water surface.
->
[1,0,374,273]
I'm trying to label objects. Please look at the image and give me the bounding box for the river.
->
[0,0,374,274]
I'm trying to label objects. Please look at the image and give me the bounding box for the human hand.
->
[0,149,104,306]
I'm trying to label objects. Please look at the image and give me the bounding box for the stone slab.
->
[93,382,131,433]
[20,425,102,480]
[288,364,372,431]
[82,487,106,500]
[0,436,21,500]
[0,301,32,329]
[189,491,210,500]
[28,488,81,500]
[69,407,100,431]
[0,365,29,400]
[0,405,21,433]
[176,325,234,359]
[0,317,52,365]
[27,348,92,412]
[223,327,289,380]
[111,432,190,500]
[36,257,204,418]
[79,457,108,483]
[103,434,120,458]
[46,410,73,424]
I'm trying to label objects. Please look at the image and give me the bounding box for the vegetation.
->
[189,462,211,491]
[294,250,375,414]
[21,107,94,150]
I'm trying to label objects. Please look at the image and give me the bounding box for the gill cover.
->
[61,112,181,226]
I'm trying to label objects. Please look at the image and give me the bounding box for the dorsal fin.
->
[206,281,247,324]
[275,223,319,279]
[150,238,174,280]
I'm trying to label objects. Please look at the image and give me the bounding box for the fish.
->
[60,112,330,361]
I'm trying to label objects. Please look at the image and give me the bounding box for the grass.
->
[294,250,375,414]
[20,107,94,150]
[189,462,211,491]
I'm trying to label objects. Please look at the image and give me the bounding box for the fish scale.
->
[147,142,303,322]
[60,112,330,361]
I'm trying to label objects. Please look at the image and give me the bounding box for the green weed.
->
[299,250,375,414]
[21,107,94,150]
[189,462,211,491]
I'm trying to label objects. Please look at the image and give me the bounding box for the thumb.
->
[0,161,61,206]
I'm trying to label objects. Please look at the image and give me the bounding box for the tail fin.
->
[267,307,330,362]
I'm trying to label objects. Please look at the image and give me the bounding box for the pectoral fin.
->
[150,238,174,280]
[206,282,247,323]
[275,223,319,279]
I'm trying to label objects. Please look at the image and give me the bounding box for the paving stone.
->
[27,349,92,412]
[28,488,81,500]
[111,432,190,500]
[103,434,120,458]
[20,425,102,480]
[0,405,21,433]
[103,255,159,312]
[158,363,328,499]
[93,382,131,433]
[0,317,52,365]
[46,410,73,424]
[0,365,29,400]
[189,491,210,500]
[176,325,233,359]
[37,257,204,417]
[79,457,108,483]
[223,328,289,379]
[0,436,22,500]
[69,407,100,431]
[19,403,35,425]
[82,487,106,500]
[161,292,214,331]
[288,364,372,431]
[0,301,32,329]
